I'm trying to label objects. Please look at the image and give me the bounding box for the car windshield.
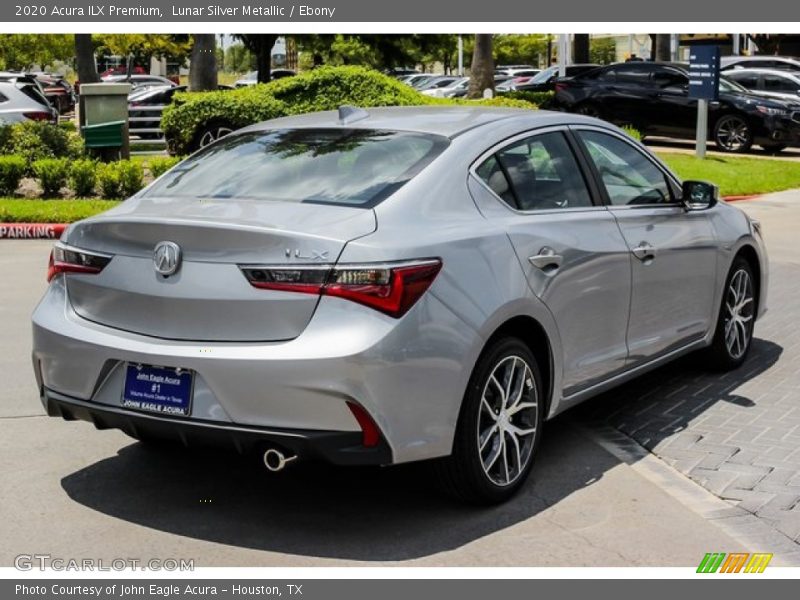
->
[145,128,450,207]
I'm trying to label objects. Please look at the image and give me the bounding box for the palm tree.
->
[235,34,279,83]
[189,34,218,91]
[467,34,494,99]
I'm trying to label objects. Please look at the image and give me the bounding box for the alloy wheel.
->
[477,355,539,486]
[724,268,754,360]
[715,116,751,152]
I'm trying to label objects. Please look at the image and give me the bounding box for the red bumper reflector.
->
[346,401,381,448]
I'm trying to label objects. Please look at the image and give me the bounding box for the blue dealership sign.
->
[688,45,721,101]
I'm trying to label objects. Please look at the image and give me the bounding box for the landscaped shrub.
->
[0,155,27,195]
[32,158,69,197]
[117,160,145,197]
[0,121,83,170]
[69,159,98,197]
[162,66,538,155]
[504,90,555,108]
[148,156,182,179]
[162,87,287,155]
[97,162,122,199]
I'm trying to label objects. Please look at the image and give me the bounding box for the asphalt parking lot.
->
[1,191,800,567]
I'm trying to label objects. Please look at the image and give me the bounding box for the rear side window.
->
[763,74,798,92]
[476,131,594,211]
[145,128,449,207]
[728,72,759,89]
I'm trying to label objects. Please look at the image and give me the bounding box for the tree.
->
[189,34,217,91]
[651,34,671,62]
[468,34,494,99]
[234,34,279,83]
[75,34,100,84]
[493,35,547,67]
[573,34,590,64]
[96,34,191,67]
[0,34,73,71]
[590,37,617,65]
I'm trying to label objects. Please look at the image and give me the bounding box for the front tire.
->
[714,114,753,153]
[435,338,543,504]
[706,257,756,370]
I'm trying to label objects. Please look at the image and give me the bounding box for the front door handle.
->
[529,247,563,271]
[632,242,657,261]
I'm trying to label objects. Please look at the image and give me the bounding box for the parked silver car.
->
[32,106,768,503]
[724,68,800,102]
[0,78,57,125]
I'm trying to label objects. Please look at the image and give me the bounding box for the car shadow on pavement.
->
[60,418,617,562]
[571,337,783,451]
[59,338,782,562]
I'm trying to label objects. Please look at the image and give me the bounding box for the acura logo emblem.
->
[153,241,182,276]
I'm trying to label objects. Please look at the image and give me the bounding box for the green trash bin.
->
[81,121,125,149]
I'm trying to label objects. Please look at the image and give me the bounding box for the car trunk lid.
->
[63,197,376,342]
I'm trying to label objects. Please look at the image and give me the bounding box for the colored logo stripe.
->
[697,552,773,573]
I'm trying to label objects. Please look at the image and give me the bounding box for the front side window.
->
[578,131,673,206]
[145,128,449,207]
[476,131,594,211]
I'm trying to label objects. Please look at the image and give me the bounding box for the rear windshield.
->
[145,128,450,207]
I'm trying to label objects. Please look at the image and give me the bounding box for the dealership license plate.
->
[122,364,194,417]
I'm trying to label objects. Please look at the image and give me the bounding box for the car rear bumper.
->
[42,388,392,465]
[32,277,478,465]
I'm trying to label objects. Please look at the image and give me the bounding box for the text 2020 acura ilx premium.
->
[32,106,768,503]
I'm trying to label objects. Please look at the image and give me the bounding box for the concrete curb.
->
[575,422,800,567]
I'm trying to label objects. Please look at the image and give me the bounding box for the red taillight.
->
[240,259,442,318]
[24,111,54,122]
[47,245,112,282]
[554,82,568,93]
[346,401,381,448]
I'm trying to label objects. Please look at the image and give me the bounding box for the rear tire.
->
[435,337,543,504]
[705,257,756,371]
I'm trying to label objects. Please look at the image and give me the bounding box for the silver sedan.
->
[32,106,768,503]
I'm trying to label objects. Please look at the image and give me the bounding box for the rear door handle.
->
[632,242,657,261]
[528,247,563,271]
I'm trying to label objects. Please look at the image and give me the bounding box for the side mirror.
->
[681,180,719,211]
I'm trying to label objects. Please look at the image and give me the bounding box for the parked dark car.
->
[34,74,76,115]
[505,64,600,92]
[550,61,800,153]
[128,84,233,139]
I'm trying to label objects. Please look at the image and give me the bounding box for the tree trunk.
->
[75,34,100,84]
[255,35,279,83]
[189,34,218,91]
[653,34,671,62]
[467,34,494,99]
[573,34,590,64]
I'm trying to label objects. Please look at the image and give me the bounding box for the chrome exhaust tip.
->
[263,448,297,472]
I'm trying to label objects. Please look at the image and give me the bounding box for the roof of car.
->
[239,105,599,139]
[722,55,800,64]
[725,67,800,77]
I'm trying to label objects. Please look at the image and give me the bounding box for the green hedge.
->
[0,199,120,223]
[0,121,83,171]
[162,66,539,155]
[0,155,26,196]
[503,90,555,107]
